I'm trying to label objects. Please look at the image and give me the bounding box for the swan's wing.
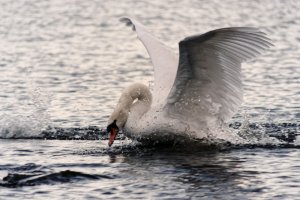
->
[120,17,178,107]
[166,27,272,123]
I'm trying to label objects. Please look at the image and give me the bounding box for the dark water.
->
[0,0,300,199]
[0,139,300,199]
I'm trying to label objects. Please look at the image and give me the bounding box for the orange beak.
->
[108,128,118,147]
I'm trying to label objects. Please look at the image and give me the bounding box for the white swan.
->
[106,17,272,146]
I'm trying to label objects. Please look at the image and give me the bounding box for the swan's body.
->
[107,17,272,146]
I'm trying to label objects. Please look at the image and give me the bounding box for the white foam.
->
[0,113,48,138]
[0,82,51,138]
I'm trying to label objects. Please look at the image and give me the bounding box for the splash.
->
[0,86,51,138]
[0,121,299,147]
[0,58,53,138]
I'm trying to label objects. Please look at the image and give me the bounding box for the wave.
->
[0,122,299,149]
[0,163,115,188]
[0,169,113,188]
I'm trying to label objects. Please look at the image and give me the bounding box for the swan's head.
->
[106,83,152,147]
[106,107,128,147]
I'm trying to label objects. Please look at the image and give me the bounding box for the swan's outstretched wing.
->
[120,17,178,107]
[166,28,272,123]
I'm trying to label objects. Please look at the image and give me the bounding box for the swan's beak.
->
[107,120,119,147]
[108,128,118,147]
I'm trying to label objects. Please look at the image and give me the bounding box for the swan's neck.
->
[108,83,152,128]
[120,83,151,110]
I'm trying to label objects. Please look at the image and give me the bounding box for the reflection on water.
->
[116,148,300,199]
[0,140,299,199]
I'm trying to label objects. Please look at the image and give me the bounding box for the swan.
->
[106,17,272,147]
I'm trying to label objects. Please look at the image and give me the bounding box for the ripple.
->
[0,170,114,188]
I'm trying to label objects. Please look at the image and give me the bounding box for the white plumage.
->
[107,17,272,146]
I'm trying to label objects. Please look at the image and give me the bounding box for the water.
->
[1,140,300,199]
[0,0,300,199]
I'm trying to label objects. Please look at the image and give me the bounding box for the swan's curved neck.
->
[108,83,152,128]
[119,83,152,111]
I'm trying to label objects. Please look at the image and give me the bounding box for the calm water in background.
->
[0,0,300,199]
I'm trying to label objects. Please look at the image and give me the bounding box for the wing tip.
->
[119,16,136,31]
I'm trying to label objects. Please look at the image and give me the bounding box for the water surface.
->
[0,0,300,199]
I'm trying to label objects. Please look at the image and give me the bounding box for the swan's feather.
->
[166,27,272,123]
[120,17,272,128]
[120,17,178,107]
